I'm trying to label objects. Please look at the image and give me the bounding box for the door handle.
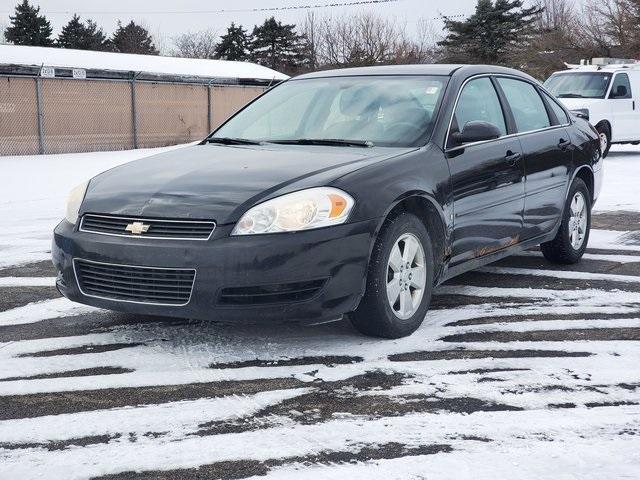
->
[558,138,571,150]
[505,150,521,165]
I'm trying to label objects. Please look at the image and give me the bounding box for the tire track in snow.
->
[1,218,640,478]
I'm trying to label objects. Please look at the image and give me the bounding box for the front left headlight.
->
[232,187,355,235]
[65,180,89,225]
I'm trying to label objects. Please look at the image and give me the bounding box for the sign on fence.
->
[72,69,86,79]
[40,66,55,78]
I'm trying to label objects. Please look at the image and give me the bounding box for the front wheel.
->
[350,212,434,339]
[540,178,591,264]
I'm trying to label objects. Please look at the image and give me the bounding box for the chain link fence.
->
[0,72,269,156]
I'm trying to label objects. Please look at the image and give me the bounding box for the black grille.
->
[219,279,326,306]
[74,259,195,305]
[80,214,215,240]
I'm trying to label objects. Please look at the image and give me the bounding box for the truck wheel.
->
[596,123,611,158]
[540,178,591,264]
[350,212,434,339]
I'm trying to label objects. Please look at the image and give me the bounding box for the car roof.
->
[293,64,536,81]
[552,67,640,74]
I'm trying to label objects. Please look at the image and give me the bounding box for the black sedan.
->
[53,64,603,338]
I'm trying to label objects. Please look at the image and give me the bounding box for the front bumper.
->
[52,218,378,323]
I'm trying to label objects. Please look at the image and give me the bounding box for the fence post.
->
[207,80,213,133]
[130,73,139,149]
[35,76,45,154]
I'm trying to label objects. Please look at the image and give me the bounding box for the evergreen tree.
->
[438,0,542,64]
[111,21,159,55]
[57,15,109,50]
[4,0,53,46]
[215,22,250,61]
[57,14,83,48]
[250,17,306,74]
[84,20,111,51]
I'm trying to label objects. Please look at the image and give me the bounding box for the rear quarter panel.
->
[567,117,602,199]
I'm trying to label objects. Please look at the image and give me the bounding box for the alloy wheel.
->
[568,191,587,250]
[386,233,427,319]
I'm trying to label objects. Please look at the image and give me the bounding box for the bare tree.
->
[0,21,7,44]
[393,18,442,64]
[576,0,636,57]
[172,29,218,59]
[515,0,580,78]
[302,12,321,70]
[301,12,438,69]
[152,27,170,56]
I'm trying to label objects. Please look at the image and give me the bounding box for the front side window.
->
[450,77,507,143]
[212,75,448,147]
[609,73,632,99]
[544,72,613,99]
[497,77,550,133]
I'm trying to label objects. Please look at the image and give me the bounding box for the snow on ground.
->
[0,145,640,479]
[594,145,640,212]
[0,144,190,268]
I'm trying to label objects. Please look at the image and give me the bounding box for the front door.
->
[608,73,636,141]
[446,77,525,266]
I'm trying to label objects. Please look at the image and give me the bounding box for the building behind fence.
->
[0,45,286,156]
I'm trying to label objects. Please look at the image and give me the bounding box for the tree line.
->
[3,0,160,55]
[3,0,640,79]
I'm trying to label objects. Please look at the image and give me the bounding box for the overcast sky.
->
[0,0,479,52]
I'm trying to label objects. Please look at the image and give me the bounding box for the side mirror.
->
[450,121,501,146]
[610,85,628,98]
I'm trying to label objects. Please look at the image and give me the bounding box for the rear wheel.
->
[350,212,434,339]
[596,123,611,158]
[540,178,591,264]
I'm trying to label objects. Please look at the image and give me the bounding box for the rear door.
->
[608,72,635,141]
[446,76,525,266]
[495,77,571,240]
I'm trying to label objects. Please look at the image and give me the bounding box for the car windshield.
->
[544,72,613,99]
[209,75,448,148]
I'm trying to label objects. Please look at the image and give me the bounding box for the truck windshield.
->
[544,72,613,99]
[209,75,448,148]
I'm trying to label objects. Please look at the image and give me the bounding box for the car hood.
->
[82,143,412,224]
[556,97,603,111]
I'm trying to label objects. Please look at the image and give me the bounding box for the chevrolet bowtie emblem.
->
[125,221,150,235]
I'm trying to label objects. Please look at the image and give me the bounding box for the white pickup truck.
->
[544,62,640,157]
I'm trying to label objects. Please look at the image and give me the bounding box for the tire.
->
[350,212,434,339]
[596,123,611,158]
[540,178,591,264]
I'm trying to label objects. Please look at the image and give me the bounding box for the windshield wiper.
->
[267,138,374,148]
[203,137,263,145]
[556,93,587,98]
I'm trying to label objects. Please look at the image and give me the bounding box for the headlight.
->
[65,181,89,225]
[232,187,355,235]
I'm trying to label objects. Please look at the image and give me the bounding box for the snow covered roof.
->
[0,44,288,81]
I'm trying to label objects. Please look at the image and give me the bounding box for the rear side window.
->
[497,77,551,133]
[451,77,507,139]
[542,91,569,124]
[610,73,632,99]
